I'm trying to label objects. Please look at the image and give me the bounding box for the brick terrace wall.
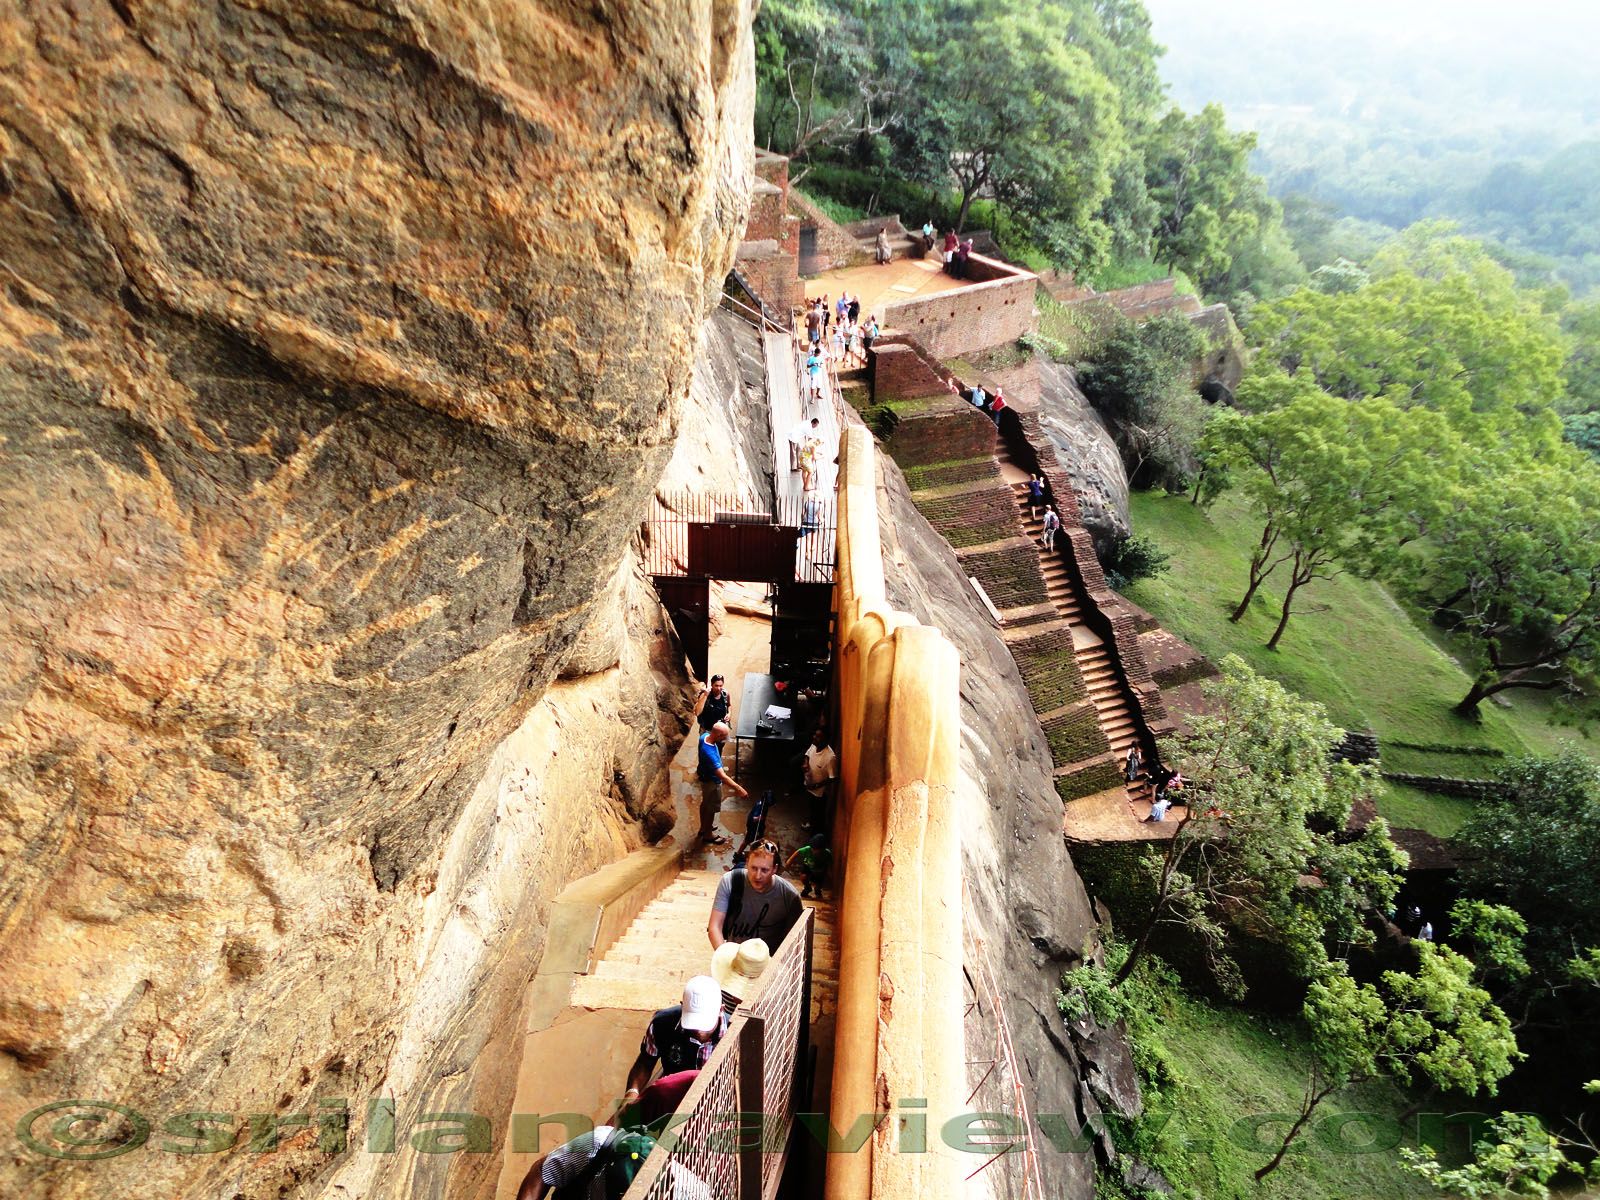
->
[880,253,1037,359]
[788,188,864,273]
[911,487,1020,549]
[872,343,950,402]
[884,399,997,469]
[735,246,798,317]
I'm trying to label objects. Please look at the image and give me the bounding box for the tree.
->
[1260,948,1520,1180]
[1561,298,1600,416]
[1426,462,1600,715]
[1247,245,1569,449]
[1402,1111,1579,1199]
[907,0,1124,264]
[1452,756,1600,1108]
[1113,657,1404,994]
[1143,104,1273,290]
[1201,371,1455,648]
[1076,314,1207,487]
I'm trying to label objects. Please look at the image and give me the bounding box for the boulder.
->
[0,3,754,1197]
[1037,357,1131,552]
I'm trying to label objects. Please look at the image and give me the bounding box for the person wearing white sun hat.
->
[710,937,771,1003]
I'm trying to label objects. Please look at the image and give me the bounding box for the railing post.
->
[738,1013,766,1200]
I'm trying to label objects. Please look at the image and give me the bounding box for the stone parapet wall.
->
[1380,772,1498,800]
[831,425,967,1200]
[880,252,1036,358]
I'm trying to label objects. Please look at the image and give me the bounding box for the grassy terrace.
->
[1126,491,1598,836]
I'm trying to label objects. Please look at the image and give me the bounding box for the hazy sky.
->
[1142,0,1600,133]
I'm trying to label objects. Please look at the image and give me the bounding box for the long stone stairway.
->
[994,444,1155,814]
[573,868,839,1024]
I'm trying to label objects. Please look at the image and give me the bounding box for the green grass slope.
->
[1125,492,1596,833]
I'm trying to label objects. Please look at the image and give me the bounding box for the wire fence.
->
[623,909,815,1200]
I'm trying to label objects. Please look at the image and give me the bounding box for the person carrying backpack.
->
[518,1127,688,1200]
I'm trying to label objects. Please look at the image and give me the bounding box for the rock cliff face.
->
[0,3,753,1197]
[876,461,1103,1200]
[1036,357,1131,554]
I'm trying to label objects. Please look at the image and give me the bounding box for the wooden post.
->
[739,1013,766,1200]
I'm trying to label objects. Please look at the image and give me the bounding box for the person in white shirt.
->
[801,726,838,829]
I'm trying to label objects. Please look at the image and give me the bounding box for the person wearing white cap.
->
[621,976,728,1106]
[710,937,771,1002]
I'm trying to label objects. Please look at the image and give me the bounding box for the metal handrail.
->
[622,908,815,1200]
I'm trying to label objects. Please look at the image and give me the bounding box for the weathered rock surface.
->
[0,3,752,1197]
[1036,357,1131,553]
[877,460,1104,1200]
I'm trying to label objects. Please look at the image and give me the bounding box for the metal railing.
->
[961,914,1047,1200]
[645,491,837,584]
[623,908,815,1200]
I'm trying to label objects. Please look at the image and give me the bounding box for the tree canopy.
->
[1115,656,1403,993]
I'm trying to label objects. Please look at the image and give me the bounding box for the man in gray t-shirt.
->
[706,842,803,950]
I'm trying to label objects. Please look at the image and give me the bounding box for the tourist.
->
[786,833,833,899]
[1124,744,1143,784]
[1143,794,1171,823]
[1027,473,1045,519]
[942,229,958,273]
[623,976,729,1099]
[515,1125,665,1200]
[969,382,988,409]
[711,938,771,1003]
[835,293,849,328]
[1040,503,1061,552]
[829,320,845,365]
[921,218,936,255]
[1418,920,1434,942]
[847,294,861,325]
[843,318,859,366]
[1155,767,1186,803]
[696,721,748,847]
[786,418,811,471]
[799,726,837,829]
[988,386,1008,425]
[876,227,892,264]
[805,346,824,400]
[954,238,972,279]
[694,674,730,731]
[805,302,821,347]
[799,424,823,491]
[862,315,879,359]
[821,294,832,333]
[707,839,803,949]
[733,788,772,864]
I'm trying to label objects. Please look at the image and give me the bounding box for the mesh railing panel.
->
[630,1015,746,1200]
[748,908,813,1191]
[624,909,814,1200]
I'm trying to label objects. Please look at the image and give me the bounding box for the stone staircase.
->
[572,868,838,1023]
[999,469,1154,812]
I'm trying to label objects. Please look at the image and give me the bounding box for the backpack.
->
[551,1130,656,1200]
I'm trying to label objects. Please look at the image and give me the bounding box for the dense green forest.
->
[760,3,1600,1195]
[1145,0,1600,293]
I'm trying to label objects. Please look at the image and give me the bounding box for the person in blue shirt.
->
[697,722,748,846]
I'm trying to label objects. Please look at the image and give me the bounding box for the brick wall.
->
[884,398,997,468]
[880,254,1037,358]
[872,343,952,402]
[735,246,798,317]
[913,486,1021,549]
[746,182,787,241]
[788,189,864,273]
